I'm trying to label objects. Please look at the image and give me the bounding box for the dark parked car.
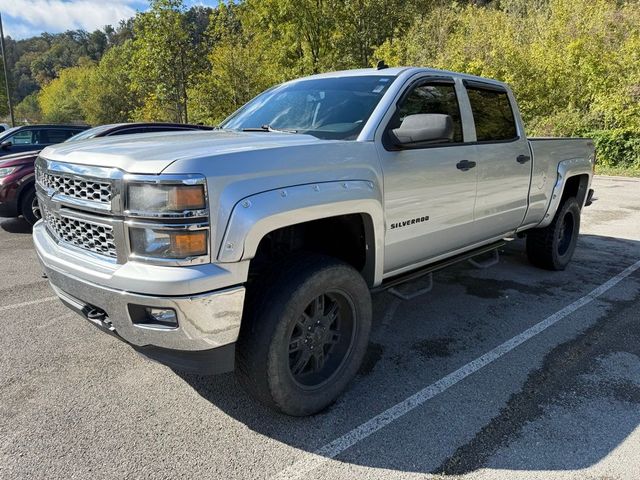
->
[0,124,89,157]
[0,122,213,225]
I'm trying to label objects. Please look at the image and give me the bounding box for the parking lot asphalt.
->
[1,175,639,480]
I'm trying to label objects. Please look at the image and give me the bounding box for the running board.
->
[372,240,506,295]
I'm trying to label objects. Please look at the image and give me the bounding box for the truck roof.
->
[292,66,509,89]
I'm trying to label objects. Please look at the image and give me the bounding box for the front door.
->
[376,78,479,275]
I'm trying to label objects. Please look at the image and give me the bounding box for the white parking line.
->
[36,312,75,329]
[275,259,640,480]
[0,296,57,313]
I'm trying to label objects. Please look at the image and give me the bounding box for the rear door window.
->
[45,129,79,143]
[465,86,518,142]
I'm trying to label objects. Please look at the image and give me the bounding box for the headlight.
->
[129,227,208,259]
[127,183,206,216]
[0,166,18,177]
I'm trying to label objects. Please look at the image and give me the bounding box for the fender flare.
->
[537,157,592,228]
[218,180,385,286]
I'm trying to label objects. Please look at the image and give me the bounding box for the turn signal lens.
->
[129,227,208,259]
[128,183,206,214]
[171,231,208,257]
[169,185,206,210]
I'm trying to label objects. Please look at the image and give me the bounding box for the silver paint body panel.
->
[33,67,595,351]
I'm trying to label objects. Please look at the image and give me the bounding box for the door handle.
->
[456,160,476,171]
[517,154,531,164]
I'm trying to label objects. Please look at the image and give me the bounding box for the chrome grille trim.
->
[42,205,118,259]
[40,172,111,204]
[35,157,125,215]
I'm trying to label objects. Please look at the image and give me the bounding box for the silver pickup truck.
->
[33,67,595,415]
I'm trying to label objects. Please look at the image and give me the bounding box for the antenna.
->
[376,60,389,70]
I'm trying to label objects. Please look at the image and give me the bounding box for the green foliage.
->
[375,0,640,171]
[588,129,640,169]
[5,0,638,174]
[38,64,94,123]
[14,93,42,123]
[129,0,202,123]
[81,42,139,125]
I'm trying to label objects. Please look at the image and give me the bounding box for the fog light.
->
[129,304,178,328]
[147,308,178,327]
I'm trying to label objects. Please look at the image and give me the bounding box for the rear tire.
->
[526,197,581,271]
[20,186,41,226]
[235,254,372,416]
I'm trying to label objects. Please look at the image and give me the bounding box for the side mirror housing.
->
[391,114,454,148]
[0,141,11,150]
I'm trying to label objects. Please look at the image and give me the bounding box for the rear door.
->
[464,81,532,236]
[376,76,479,274]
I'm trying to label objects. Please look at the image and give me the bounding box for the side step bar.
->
[372,240,506,295]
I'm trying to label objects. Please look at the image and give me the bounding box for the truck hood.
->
[39,130,326,174]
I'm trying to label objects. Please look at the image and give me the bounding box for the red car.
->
[0,122,213,225]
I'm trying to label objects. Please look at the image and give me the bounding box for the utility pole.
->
[0,12,15,127]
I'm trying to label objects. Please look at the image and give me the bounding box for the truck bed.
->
[523,137,595,228]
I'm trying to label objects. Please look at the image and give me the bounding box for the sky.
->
[0,0,218,39]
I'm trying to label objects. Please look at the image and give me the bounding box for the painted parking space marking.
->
[275,259,640,480]
[0,296,57,313]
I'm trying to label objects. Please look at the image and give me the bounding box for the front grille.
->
[40,171,112,204]
[42,206,117,259]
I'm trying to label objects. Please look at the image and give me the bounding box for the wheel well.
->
[561,174,589,207]
[249,214,375,286]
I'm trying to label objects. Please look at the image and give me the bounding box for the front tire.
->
[526,197,581,271]
[236,254,372,416]
[20,186,41,226]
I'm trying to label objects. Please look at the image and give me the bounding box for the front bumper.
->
[34,222,246,355]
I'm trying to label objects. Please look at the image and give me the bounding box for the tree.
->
[82,42,139,125]
[188,2,277,124]
[14,93,42,123]
[38,64,94,123]
[130,0,196,123]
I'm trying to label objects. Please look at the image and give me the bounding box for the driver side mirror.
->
[0,140,12,150]
[391,114,454,148]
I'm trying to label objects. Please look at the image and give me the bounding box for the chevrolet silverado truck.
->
[33,67,595,416]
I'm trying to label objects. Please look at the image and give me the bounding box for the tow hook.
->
[84,307,115,331]
[86,308,107,322]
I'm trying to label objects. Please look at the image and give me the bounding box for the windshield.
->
[66,124,116,142]
[220,75,396,140]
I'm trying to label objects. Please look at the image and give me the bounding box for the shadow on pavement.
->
[0,217,32,234]
[175,233,640,476]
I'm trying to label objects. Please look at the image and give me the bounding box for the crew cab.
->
[32,67,595,416]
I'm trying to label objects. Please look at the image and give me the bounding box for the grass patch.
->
[595,165,640,177]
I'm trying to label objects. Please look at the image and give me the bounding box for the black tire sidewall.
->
[550,198,581,269]
[266,263,371,415]
[237,255,372,416]
[20,186,39,226]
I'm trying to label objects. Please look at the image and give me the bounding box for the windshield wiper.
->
[241,124,297,134]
